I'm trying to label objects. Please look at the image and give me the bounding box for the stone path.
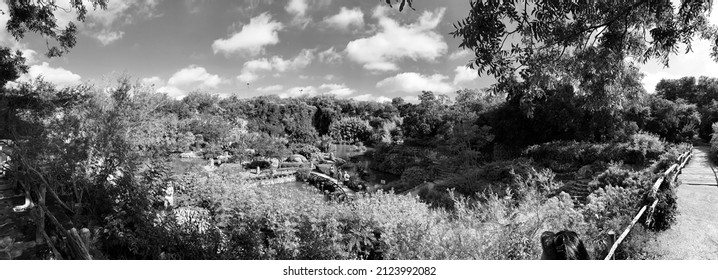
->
[651,146,718,259]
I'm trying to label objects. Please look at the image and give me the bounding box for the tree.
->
[0,48,27,87]
[329,117,373,144]
[400,91,454,143]
[451,0,715,83]
[384,0,414,12]
[3,0,108,57]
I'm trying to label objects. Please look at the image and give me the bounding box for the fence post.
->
[607,230,616,260]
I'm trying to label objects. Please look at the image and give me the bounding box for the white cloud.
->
[642,71,679,93]
[319,47,342,64]
[403,95,420,104]
[323,7,364,30]
[324,74,336,80]
[453,66,479,85]
[279,86,318,98]
[449,49,472,60]
[19,62,82,88]
[237,49,315,82]
[237,72,260,83]
[95,30,125,45]
[639,32,718,93]
[272,49,315,71]
[376,72,453,94]
[278,84,358,98]
[21,49,38,64]
[141,76,164,86]
[353,94,391,103]
[212,13,284,56]
[158,65,223,98]
[286,0,309,27]
[244,59,274,72]
[257,85,284,92]
[285,0,331,28]
[156,86,185,98]
[346,6,448,71]
[320,83,355,96]
[59,0,161,45]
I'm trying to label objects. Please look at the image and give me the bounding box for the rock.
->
[577,165,594,179]
[286,154,308,163]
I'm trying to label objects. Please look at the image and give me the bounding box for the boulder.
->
[577,165,594,179]
[286,154,308,163]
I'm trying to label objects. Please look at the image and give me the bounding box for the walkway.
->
[651,146,718,259]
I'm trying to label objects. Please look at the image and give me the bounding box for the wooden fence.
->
[603,145,693,260]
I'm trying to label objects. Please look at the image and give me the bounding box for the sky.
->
[2,0,718,102]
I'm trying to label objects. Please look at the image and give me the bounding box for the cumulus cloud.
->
[18,62,82,88]
[286,0,309,27]
[53,0,160,45]
[257,85,284,92]
[352,94,391,103]
[95,30,125,45]
[21,49,38,64]
[279,86,318,98]
[640,30,718,93]
[237,49,315,83]
[453,66,479,85]
[212,13,284,56]
[157,65,223,98]
[237,72,261,83]
[319,83,355,96]
[278,84,357,98]
[141,76,164,86]
[376,72,453,94]
[449,49,472,60]
[323,7,364,30]
[642,71,679,93]
[285,0,331,28]
[319,47,342,64]
[346,6,448,71]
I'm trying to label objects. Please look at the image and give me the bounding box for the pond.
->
[330,144,400,185]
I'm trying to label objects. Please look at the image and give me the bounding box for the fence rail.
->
[603,145,693,260]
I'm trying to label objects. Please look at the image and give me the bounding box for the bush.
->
[246,160,271,170]
[648,179,678,231]
[622,132,665,165]
[289,143,321,160]
[329,117,373,145]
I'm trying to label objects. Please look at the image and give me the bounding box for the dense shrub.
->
[524,132,668,172]
[369,143,436,175]
[246,160,271,170]
[289,143,321,160]
[329,117,373,144]
[621,132,665,165]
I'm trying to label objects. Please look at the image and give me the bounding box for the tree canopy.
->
[452,0,716,83]
[3,0,108,57]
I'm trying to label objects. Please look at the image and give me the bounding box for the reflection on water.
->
[274,181,315,192]
[332,144,364,159]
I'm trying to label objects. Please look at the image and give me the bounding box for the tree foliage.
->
[452,0,715,82]
[4,0,108,57]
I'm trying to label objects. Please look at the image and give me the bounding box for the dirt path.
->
[650,146,718,259]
